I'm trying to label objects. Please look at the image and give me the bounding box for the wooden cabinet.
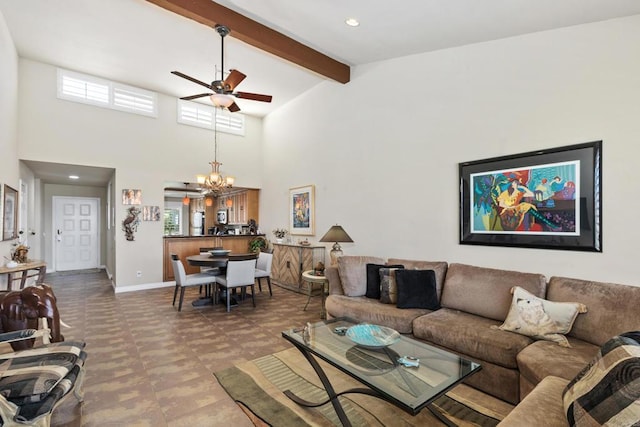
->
[163,235,264,281]
[272,243,325,290]
[215,189,259,225]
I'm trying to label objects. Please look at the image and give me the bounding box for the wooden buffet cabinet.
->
[271,243,325,291]
[163,235,264,281]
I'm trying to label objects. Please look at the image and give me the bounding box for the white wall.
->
[15,59,264,288]
[262,15,640,286]
[0,10,19,260]
[5,12,640,289]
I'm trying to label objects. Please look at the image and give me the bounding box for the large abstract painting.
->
[459,141,602,251]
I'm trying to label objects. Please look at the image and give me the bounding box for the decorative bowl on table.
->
[209,249,232,256]
[346,324,400,348]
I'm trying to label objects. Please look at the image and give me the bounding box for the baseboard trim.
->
[114,281,175,294]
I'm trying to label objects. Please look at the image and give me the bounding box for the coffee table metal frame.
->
[281,317,481,427]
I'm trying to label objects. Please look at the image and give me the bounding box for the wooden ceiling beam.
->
[145,0,350,84]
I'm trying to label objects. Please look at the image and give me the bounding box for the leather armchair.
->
[0,284,63,351]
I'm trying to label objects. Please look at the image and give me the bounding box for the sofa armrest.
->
[498,376,569,426]
[325,266,344,295]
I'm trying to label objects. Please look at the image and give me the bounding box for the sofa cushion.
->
[337,256,385,297]
[0,341,86,404]
[365,263,404,299]
[395,269,440,310]
[412,308,533,369]
[547,277,640,347]
[563,331,640,427]
[380,267,402,304]
[497,286,587,347]
[440,263,547,321]
[387,259,448,300]
[325,295,430,334]
[498,376,570,427]
[517,337,599,389]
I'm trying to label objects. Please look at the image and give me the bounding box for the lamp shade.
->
[210,93,234,108]
[319,225,353,243]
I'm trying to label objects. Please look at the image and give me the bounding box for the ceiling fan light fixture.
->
[210,93,234,108]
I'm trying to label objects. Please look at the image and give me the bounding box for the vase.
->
[275,238,283,244]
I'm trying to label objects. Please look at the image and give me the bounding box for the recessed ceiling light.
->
[345,18,360,27]
[69,175,79,180]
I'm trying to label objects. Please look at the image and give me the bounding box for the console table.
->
[272,243,325,293]
[0,260,47,291]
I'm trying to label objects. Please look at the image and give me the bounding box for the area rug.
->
[214,348,504,426]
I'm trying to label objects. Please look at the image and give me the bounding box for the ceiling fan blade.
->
[228,102,241,113]
[180,93,213,101]
[171,71,211,90]
[234,92,273,103]
[224,69,246,91]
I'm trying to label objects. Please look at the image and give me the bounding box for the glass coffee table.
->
[282,317,481,426]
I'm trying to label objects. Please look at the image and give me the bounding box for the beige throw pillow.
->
[496,286,587,347]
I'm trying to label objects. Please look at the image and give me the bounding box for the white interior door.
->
[53,197,100,271]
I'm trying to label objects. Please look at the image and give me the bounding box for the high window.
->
[177,100,245,136]
[57,68,158,118]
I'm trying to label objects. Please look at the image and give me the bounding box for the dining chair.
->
[254,252,273,296]
[170,254,215,311]
[215,259,257,312]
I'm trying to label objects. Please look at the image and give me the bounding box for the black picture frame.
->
[459,141,602,252]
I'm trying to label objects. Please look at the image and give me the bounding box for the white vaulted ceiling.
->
[2,0,640,118]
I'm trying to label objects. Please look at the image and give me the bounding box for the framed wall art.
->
[289,185,315,235]
[3,184,18,241]
[122,189,142,205]
[142,206,160,221]
[459,141,602,252]
[0,184,3,239]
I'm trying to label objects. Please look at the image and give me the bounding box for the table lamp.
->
[319,225,353,265]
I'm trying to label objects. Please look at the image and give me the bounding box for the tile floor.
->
[25,269,322,426]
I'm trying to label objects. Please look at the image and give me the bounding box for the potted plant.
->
[272,228,288,243]
[249,236,268,253]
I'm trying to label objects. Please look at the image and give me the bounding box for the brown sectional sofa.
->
[325,256,640,419]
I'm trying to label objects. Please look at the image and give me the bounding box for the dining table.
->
[185,252,258,307]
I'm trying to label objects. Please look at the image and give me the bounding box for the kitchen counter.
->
[163,234,265,281]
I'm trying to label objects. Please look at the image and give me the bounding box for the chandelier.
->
[196,107,234,196]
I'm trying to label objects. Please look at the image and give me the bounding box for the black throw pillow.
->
[365,263,403,299]
[395,269,440,310]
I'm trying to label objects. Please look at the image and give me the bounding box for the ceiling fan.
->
[171,24,272,113]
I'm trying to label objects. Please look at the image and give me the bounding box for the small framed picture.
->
[122,189,142,205]
[289,185,315,235]
[142,206,160,221]
[2,184,18,241]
